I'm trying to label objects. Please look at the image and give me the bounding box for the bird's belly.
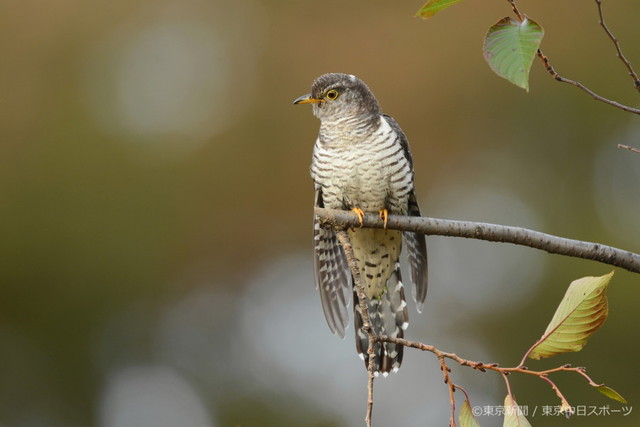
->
[344,160,388,211]
[349,227,402,299]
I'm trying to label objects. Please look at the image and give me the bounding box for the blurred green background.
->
[1,1,639,426]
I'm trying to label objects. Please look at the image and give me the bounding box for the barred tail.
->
[354,264,409,375]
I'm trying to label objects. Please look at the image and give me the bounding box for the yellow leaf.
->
[527,272,613,360]
[503,395,531,427]
[459,398,481,427]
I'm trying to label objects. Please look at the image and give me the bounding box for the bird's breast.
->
[311,119,412,214]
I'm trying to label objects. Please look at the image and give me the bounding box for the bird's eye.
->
[325,90,339,100]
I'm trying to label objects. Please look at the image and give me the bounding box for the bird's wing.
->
[313,186,351,337]
[382,114,428,312]
[382,114,413,169]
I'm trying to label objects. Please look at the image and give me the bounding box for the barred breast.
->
[310,116,413,216]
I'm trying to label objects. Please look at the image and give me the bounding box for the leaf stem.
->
[506,0,524,21]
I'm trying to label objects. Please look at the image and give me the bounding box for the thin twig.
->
[595,0,640,90]
[536,49,640,115]
[438,355,457,427]
[379,334,612,407]
[540,375,574,416]
[506,0,640,115]
[572,365,609,390]
[335,230,376,427]
[618,143,640,153]
[316,207,640,274]
[381,334,602,381]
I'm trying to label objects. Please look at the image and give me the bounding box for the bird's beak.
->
[293,94,324,105]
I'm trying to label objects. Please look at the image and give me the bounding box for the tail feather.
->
[405,192,428,312]
[354,264,408,374]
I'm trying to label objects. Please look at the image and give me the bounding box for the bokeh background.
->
[1,1,639,426]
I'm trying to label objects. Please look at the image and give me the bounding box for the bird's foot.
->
[379,209,388,230]
[351,208,365,227]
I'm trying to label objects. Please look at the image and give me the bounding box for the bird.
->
[293,73,428,375]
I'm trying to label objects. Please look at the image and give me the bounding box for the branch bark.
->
[316,207,640,274]
[335,230,376,427]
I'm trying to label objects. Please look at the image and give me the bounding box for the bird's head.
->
[293,73,381,122]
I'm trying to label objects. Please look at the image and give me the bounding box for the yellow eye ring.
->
[325,90,339,100]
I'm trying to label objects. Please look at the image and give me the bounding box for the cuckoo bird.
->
[294,73,428,375]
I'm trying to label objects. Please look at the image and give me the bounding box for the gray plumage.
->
[294,73,428,374]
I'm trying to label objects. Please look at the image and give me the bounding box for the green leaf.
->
[503,395,531,427]
[528,272,613,360]
[416,0,466,19]
[483,16,544,91]
[596,385,627,404]
[459,398,481,427]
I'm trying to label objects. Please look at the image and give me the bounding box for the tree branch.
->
[332,217,626,425]
[506,0,640,115]
[536,49,640,115]
[618,143,640,154]
[315,207,640,274]
[438,355,457,427]
[381,334,609,389]
[595,0,640,91]
[506,0,524,22]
